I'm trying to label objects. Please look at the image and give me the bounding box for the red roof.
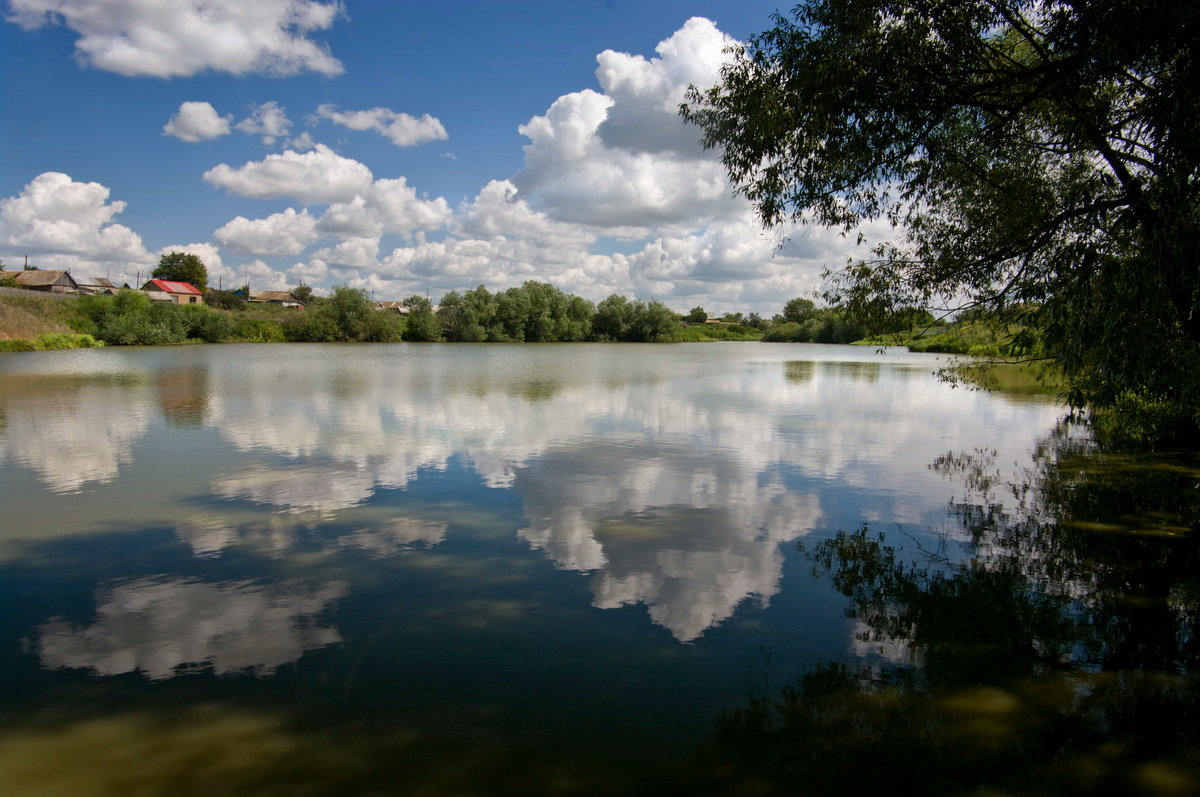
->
[143,279,202,295]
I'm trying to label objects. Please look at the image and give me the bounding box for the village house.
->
[248,290,304,308]
[374,300,440,315]
[1,269,78,293]
[75,276,120,295]
[141,279,204,304]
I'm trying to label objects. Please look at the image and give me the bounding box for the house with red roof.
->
[141,279,204,305]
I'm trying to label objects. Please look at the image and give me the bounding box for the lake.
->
[1,342,1197,795]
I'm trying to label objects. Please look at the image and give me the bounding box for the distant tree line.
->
[63,282,686,346]
[761,297,935,344]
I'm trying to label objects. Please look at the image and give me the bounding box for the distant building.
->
[1,269,78,293]
[142,279,203,304]
[374,300,439,314]
[248,290,304,308]
[75,277,120,295]
[374,300,410,315]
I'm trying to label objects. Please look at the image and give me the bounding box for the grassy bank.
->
[672,323,762,341]
[0,332,103,352]
[0,293,79,340]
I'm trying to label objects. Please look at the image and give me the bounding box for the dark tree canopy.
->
[683,0,1200,436]
[153,251,208,292]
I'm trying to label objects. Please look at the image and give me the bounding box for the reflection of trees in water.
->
[784,361,814,384]
[689,430,1200,795]
[156,365,210,429]
[817,360,881,382]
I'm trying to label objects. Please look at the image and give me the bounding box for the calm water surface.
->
[1,343,1196,795]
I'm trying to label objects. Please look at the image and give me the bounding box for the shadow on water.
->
[676,428,1200,796]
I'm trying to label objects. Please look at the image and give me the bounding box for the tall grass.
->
[0,294,78,340]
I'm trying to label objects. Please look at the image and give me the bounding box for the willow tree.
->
[682,0,1200,437]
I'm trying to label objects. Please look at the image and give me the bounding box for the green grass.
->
[672,324,763,342]
[0,332,103,352]
[856,321,1024,357]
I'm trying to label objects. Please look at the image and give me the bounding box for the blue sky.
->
[1,1,881,313]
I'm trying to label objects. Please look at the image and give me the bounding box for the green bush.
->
[231,318,286,343]
[205,290,247,310]
[281,286,404,343]
[762,322,806,342]
[282,313,342,342]
[35,332,103,349]
[73,290,236,345]
[906,321,1017,357]
[0,332,103,352]
[673,324,762,341]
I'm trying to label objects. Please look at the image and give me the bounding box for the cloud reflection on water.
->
[2,344,1063,642]
[0,374,152,493]
[37,577,347,680]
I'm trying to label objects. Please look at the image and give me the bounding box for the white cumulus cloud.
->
[315,105,448,148]
[514,17,741,231]
[317,178,451,238]
[458,179,593,247]
[202,147,452,243]
[7,0,344,78]
[0,172,152,270]
[235,101,293,146]
[203,144,374,205]
[224,259,296,292]
[311,236,379,270]
[163,101,232,142]
[214,208,318,256]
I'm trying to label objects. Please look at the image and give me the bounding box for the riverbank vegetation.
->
[0,280,1038,355]
[0,282,693,348]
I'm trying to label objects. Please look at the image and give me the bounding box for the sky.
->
[0,0,886,315]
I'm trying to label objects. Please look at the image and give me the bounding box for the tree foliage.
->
[204,289,245,310]
[152,251,208,292]
[402,295,443,342]
[780,297,817,325]
[594,295,679,342]
[283,285,403,343]
[436,282,595,342]
[683,0,1200,436]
